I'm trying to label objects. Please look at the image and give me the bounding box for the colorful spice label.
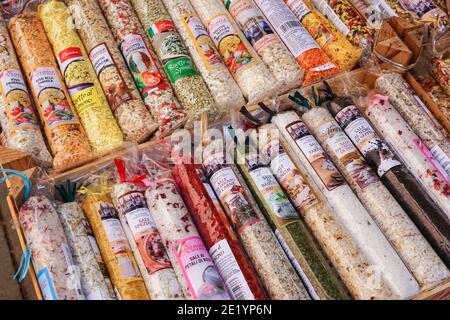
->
[37,267,58,300]
[0,68,38,130]
[286,120,344,191]
[57,47,84,76]
[117,191,171,274]
[398,0,444,18]
[182,14,225,70]
[89,43,133,111]
[173,236,230,300]
[69,83,104,117]
[207,14,259,79]
[29,67,78,129]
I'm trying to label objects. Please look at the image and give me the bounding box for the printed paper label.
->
[69,84,104,116]
[430,145,450,182]
[62,243,85,300]
[37,268,58,300]
[57,47,84,76]
[310,0,350,36]
[398,0,445,18]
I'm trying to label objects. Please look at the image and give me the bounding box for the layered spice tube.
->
[143,162,231,300]
[431,57,450,96]
[254,0,340,84]
[202,147,310,300]
[161,0,245,111]
[19,195,85,300]
[66,0,158,142]
[131,0,222,127]
[79,178,149,300]
[236,132,350,300]
[97,0,187,136]
[189,0,281,105]
[111,160,184,300]
[38,0,123,156]
[272,111,420,299]
[223,0,304,92]
[172,163,268,300]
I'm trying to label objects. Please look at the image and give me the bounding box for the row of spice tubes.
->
[13,68,450,300]
[1,0,448,173]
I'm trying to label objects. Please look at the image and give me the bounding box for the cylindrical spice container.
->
[66,0,158,142]
[190,0,281,105]
[97,0,187,136]
[19,195,85,300]
[223,0,304,93]
[38,0,124,156]
[161,0,245,111]
[202,147,310,300]
[254,0,340,84]
[143,163,231,300]
[173,163,268,300]
[9,13,94,171]
[0,16,53,168]
[272,110,421,299]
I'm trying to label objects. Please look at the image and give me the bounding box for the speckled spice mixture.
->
[111,182,185,300]
[202,149,309,300]
[420,75,450,131]
[161,0,246,111]
[272,111,420,299]
[66,0,158,142]
[190,0,281,105]
[57,202,116,300]
[39,0,124,156]
[431,57,450,96]
[0,16,53,168]
[19,196,84,300]
[224,0,303,93]
[9,13,95,171]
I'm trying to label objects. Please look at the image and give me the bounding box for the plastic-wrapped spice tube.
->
[364,95,450,266]
[302,106,449,289]
[66,0,158,142]
[375,73,450,181]
[190,0,281,105]
[223,0,303,92]
[39,0,123,156]
[173,163,268,300]
[254,0,340,85]
[431,57,450,96]
[394,0,447,20]
[202,148,309,300]
[143,164,231,300]
[19,195,85,300]
[272,111,420,299]
[131,0,222,126]
[80,180,149,300]
[236,140,350,300]
[284,0,361,71]
[98,0,187,136]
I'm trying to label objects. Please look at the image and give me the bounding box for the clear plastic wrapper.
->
[392,0,447,20]
[190,0,281,105]
[162,0,246,111]
[39,0,124,156]
[8,13,95,171]
[66,0,158,142]
[98,0,187,136]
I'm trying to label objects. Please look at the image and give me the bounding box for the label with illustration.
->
[30,67,78,128]
[0,68,38,130]
[89,43,133,111]
[57,47,85,77]
[286,120,344,191]
[318,120,379,190]
[37,267,58,300]
[335,104,401,177]
[226,0,280,54]
[207,14,258,79]
[69,83,104,117]
[173,236,230,300]
[120,34,168,98]
[209,239,254,300]
[117,191,171,274]
[398,0,445,18]
[96,202,140,280]
[182,14,225,70]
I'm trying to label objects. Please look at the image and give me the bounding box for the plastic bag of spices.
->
[161,0,246,112]
[254,0,340,85]
[66,0,158,143]
[223,0,304,93]
[8,13,95,172]
[110,159,185,300]
[97,0,187,136]
[189,0,281,105]
[38,0,124,156]
[431,56,450,96]
[0,16,53,168]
